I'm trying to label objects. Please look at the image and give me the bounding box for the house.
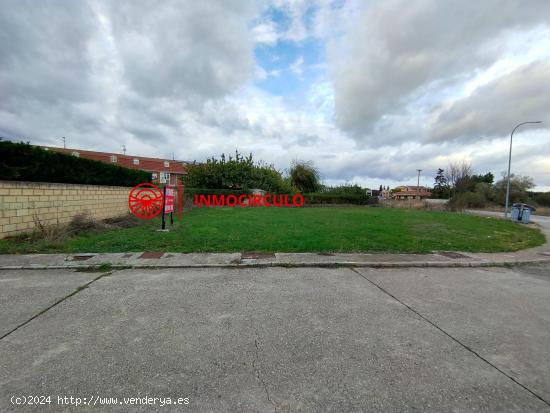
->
[380,187,391,199]
[40,146,187,186]
[392,185,432,200]
[368,186,391,199]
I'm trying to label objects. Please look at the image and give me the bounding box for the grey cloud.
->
[0,0,97,106]
[199,100,252,134]
[0,0,259,151]
[328,0,550,141]
[428,61,550,142]
[103,0,256,101]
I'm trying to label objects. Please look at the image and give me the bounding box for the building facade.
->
[41,146,187,186]
[392,185,432,200]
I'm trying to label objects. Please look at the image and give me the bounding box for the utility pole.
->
[122,144,126,155]
[61,137,66,148]
[504,121,542,218]
[417,169,422,199]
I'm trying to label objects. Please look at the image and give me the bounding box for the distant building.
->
[40,146,187,186]
[380,187,391,199]
[392,185,432,200]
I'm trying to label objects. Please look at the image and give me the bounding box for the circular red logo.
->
[128,183,164,219]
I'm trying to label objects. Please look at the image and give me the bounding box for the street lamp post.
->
[504,121,542,218]
[417,169,422,199]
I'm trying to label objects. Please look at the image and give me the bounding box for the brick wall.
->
[0,181,131,239]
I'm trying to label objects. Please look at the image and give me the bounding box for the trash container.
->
[511,203,536,223]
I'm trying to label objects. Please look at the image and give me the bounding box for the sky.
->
[1,0,550,190]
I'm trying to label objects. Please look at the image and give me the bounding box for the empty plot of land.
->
[0,207,544,254]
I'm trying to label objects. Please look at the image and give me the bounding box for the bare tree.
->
[445,161,473,189]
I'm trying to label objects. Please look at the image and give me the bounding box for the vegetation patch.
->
[0,208,544,254]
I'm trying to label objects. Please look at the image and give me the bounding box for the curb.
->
[2,257,550,270]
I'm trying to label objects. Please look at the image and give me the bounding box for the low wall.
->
[0,180,131,238]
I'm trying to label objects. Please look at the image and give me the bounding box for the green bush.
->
[290,160,320,192]
[184,151,293,193]
[303,192,370,205]
[0,141,150,186]
[531,192,550,207]
[462,191,487,208]
[319,184,365,195]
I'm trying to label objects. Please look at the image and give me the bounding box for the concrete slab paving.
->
[274,252,465,264]
[356,264,550,404]
[0,269,97,338]
[1,267,548,412]
[84,252,242,267]
[0,254,69,268]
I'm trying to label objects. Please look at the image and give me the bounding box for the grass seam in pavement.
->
[349,267,550,408]
[0,271,114,342]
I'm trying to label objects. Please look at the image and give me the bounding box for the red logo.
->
[128,183,164,219]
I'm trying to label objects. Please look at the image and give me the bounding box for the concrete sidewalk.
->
[0,248,549,270]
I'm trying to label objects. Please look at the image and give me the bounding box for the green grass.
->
[0,207,545,254]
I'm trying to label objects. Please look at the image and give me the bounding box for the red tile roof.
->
[394,190,432,196]
[41,146,187,175]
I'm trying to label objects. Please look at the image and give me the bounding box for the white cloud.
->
[290,56,305,75]
[328,0,550,142]
[429,60,550,142]
[252,22,279,46]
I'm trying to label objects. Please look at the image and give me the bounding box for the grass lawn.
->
[0,207,545,254]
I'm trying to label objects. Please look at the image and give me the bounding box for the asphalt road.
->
[1,265,550,412]
[466,209,550,227]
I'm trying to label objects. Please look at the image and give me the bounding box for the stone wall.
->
[0,180,131,238]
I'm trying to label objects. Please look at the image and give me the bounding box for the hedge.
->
[303,192,372,205]
[0,141,150,186]
[183,188,246,197]
[181,189,372,206]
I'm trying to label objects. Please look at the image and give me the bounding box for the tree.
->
[289,160,320,193]
[432,168,450,199]
[494,173,535,205]
[445,161,473,195]
[471,172,494,186]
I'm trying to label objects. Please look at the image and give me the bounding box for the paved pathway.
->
[1,265,550,411]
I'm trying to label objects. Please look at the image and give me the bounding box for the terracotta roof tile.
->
[41,146,187,174]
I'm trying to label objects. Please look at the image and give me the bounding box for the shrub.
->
[183,151,293,193]
[448,192,486,210]
[303,192,370,205]
[0,141,150,186]
[319,184,365,195]
[289,160,320,193]
[532,192,550,207]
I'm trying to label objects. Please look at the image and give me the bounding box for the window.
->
[151,173,158,180]
[164,161,170,167]
[160,172,170,184]
[71,151,79,157]
[110,155,117,163]
[133,158,140,165]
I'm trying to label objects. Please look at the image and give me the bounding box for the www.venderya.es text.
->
[10,395,190,407]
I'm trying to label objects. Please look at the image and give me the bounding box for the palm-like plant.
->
[290,160,320,193]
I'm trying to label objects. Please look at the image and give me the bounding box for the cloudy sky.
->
[1,0,550,190]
